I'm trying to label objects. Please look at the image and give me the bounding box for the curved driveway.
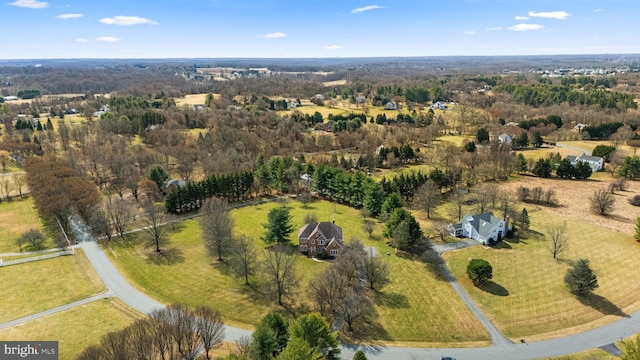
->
[71,218,640,359]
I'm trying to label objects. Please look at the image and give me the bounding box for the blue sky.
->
[1,0,637,59]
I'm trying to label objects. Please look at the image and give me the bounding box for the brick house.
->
[298,222,343,257]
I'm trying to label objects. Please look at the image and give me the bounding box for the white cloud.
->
[99,15,158,26]
[74,38,88,43]
[260,32,286,39]
[486,27,502,31]
[593,8,604,13]
[351,5,383,14]
[7,0,48,8]
[508,23,544,31]
[528,11,571,19]
[96,36,122,42]
[463,31,475,35]
[56,13,83,19]
[324,44,343,50]
[514,15,529,20]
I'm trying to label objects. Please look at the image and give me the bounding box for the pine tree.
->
[520,208,530,232]
[564,258,598,297]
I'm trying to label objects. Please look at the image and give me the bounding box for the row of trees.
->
[165,172,254,213]
[531,157,592,179]
[78,303,224,360]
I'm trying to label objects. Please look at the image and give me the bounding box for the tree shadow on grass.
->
[374,291,409,309]
[492,241,512,250]
[342,317,391,344]
[577,293,629,318]
[421,250,448,282]
[145,247,185,265]
[478,281,509,297]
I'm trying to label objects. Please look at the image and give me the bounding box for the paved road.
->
[70,216,253,343]
[0,292,111,330]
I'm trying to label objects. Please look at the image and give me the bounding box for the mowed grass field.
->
[0,298,138,359]
[0,198,48,253]
[0,250,106,323]
[107,199,489,345]
[442,209,640,341]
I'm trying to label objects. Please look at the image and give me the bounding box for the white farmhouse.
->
[448,213,510,245]
[567,154,604,172]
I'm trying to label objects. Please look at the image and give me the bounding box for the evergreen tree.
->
[515,153,528,173]
[353,350,368,360]
[147,165,169,190]
[564,258,598,297]
[251,313,290,360]
[533,131,544,147]
[532,158,552,178]
[555,158,575,179]
[288,312,340,360]
[363,182,384,216]
[476,127,490,143]
[380,193,403,219]
[520,208,530,232]
[262,207,294,244]
[635,217,640,240]
[467,258,493,286]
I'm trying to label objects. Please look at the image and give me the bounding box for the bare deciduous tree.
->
[194,306,225,360]
[473,183,497,214]
[415,179,442,219]
[11,173,25,198]
[199,197,234,262]
[230,235,258,286]
[547,221,569,259]
[363,256,389,291]
[362,220,374,239]
[142,201,168,253]
[591,188,615,216]
[105,195,133,240]
[262,244,298,306]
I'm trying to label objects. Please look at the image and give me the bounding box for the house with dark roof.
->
[161,179,187,194]
[298,222,343,257]
[567,154,604,172]
[448,212,509,245]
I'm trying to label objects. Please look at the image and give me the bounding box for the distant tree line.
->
[495,83,637,109]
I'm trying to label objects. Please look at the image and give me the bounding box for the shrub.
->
[631,195,640,207]
[466,258,492,286]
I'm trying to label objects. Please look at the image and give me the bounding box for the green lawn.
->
[442,209,640,341]
[108,198,489,344]
[0,249,106,323]
[0,198,49,253]
[0,298,138,360]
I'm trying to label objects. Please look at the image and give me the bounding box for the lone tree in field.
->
[466,258,492,286]
[547,221,569,259]
[142,202,168,253]
[200,197,234,262]
[262,244,298,306]
[17,229,46,251]
[262,207,294,244]
[519,208,530,232]
[564,258,598,297]
[230,235,258,286]
[591,188,615,216]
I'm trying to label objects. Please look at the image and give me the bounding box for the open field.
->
[0,198,47,253]
[175,93,220,106]
[322,79,347,87]
[0,298,138,359]
[0,250,106,323]
[107,199,489,344]
[443,207,640,341]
